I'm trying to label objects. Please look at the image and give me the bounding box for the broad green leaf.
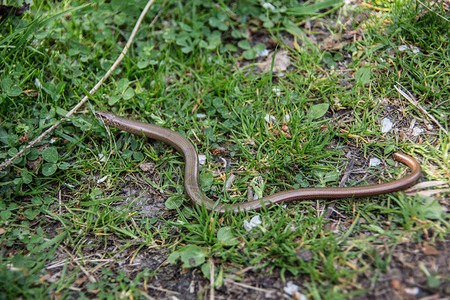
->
[23,208,39,220]
[384,145,396,156]
[122,87,135,100]
[323,171,339,183]
[0,210,11,220]
[137,60,149,69]
[108,95,121,106]
[207,35,221,50]
[133,151,144,161]
[307,103,329,120]
[243,49,256,60]
[110,0,123,11]
[217,227,239,246]
[122,149,133,159]
[58,162,70,170]
[355,67,371,85]
[8,147,18,157]
[117,78,129,94]
[223,44,238,52]
[1,77,22,97]
[322,52,336,68]
[21,170,32,184]
[253,43,266,52]
[167,244,207,268]
[237,40,251,50]
[199,172,213,191]
[72,117,92,131]
[42,147,58,163]
[56,106,68,117]
[420,196,443,220]
[165,195,184,209]
[282,19,307,40]
[181,46,193,53]
[42,163,57,176]
[427,275,441,288]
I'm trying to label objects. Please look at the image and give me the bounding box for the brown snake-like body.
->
[96,111,421,214]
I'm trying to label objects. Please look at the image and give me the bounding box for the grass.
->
[0,0,449,298]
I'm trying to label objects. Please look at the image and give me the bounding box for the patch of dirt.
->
[115,173,169,218]
[353,240,450,300]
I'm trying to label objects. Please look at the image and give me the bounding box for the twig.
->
[58,189,62,215]
[146,285,180,295]
[223,278,278,293]
[59,245,97,283]
[435,98,450,109]
[394,83,448,135]
[209,258,215,300]
[415,0,450,22]
[0,0,156,171]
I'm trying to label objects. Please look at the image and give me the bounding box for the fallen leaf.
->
[422,242,439,255]
[74,276,87,285]
[391,279,403,290]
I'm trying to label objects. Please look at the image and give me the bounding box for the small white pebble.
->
[243,215,262,231]
[381,118,393,133]
[220,157,227,168]
[283,114,290,122]
[97,175,108,184]
[34,78,41,88]
[98,153,106,162]
[398,45,408,51]
[256,49,270,58]
[198,155,206,165]
[196,113,207,119]
[404,287,420,296]
[284,281,299,295]
[272,87,281,96]
[49,138,57,144]
[412,127,423,136]
[262,3,275,10]
[412,46,420,53]
[369,158,381,167]
[264,114,276,125]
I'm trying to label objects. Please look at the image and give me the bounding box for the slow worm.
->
[96,111,421,214]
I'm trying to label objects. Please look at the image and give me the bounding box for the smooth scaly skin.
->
[96,111,422,214]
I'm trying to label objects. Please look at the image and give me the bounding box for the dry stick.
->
[0,0,156,171]
[394,83,448,135]
[209,258,215,300]
[59,245,98,283]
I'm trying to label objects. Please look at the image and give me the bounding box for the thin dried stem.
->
[394,83,448,136]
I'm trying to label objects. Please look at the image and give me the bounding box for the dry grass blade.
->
[394,83,448,135]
